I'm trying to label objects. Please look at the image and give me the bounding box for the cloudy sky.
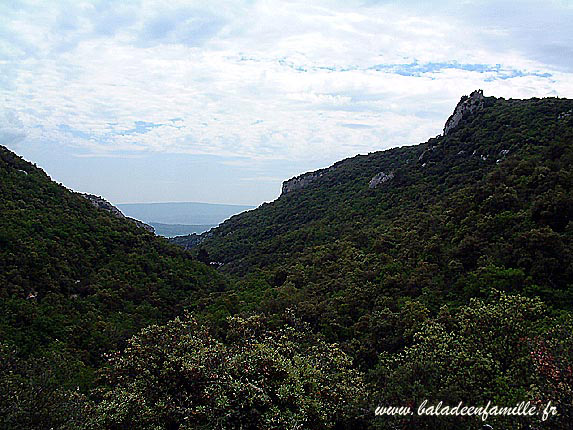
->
[2,0,572,205]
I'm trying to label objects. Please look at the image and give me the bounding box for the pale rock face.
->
[369,171,394,189]
[81,194,125,218]
[281,171,324,194]
[129,218,156,234]
[80,193,155,233]
[443,90,485,136]
[282,91,484,195]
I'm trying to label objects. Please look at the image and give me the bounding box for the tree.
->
[197,247,210,265]
[0,343,87,430]
[372,292,570,429]
[85,314,367,430]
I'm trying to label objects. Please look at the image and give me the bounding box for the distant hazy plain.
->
[118,201,254,237]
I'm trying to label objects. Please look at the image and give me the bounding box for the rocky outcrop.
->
[443,89,485,136]
[81,193,155,233]
[129,218,155,233]
[369,171,394,189]
[82,194,125,218]
[281,171,324,195]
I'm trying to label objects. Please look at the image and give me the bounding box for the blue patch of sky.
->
[275,58,552,80]
[274,58,550,80]
[276,58,357,73]
[121,121,164,135]
[368,61,552,80]
[484,70,552,82]
[339,123,375,129]
[58,124,93,140]
[59,121,172,144]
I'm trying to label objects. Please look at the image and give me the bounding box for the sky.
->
[1,0,573,206]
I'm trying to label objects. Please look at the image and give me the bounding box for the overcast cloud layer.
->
[1,0,572,204]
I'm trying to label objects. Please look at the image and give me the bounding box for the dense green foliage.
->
[2,94,573,428]
[0,146,227,425]
[170,95,573,427]
[84,314,366,430]
[181,96,573,356]
[374,291,572,429]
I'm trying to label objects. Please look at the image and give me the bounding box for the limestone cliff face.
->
[282,90,485,195]
[129,218,156,233]
[369,171,394,189]
[81,194,125,218]
[81,193,155,233]
[281,171,324,195]
[443,89,485,136]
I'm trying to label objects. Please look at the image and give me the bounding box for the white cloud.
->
[1,0,572,165]
[0,110,26,147]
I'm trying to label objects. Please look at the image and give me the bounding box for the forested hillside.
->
[0,146,228,426]
[164,93,573,428]
[2,92,573,429]
[180,93,573,314]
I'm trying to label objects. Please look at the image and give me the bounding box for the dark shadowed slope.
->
[0,145,227,376]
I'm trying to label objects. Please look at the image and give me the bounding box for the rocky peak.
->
[443,89,485,136]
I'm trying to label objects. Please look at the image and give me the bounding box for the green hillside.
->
[0,146,227,412]
[161,93,573,428]
[2,92,573,429]
[180,93,573,314]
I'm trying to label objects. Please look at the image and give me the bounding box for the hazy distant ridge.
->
[117,201,254,226]
[149,222,217,238]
